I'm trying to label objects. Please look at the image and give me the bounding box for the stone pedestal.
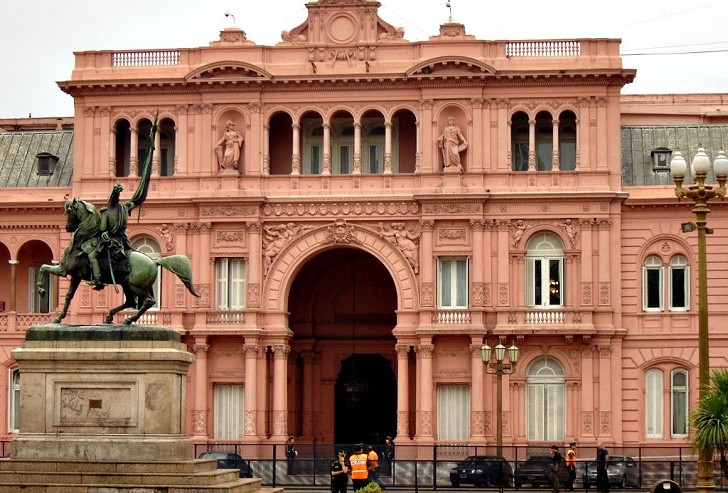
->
[11,323,194,462]
[438,166,467,192]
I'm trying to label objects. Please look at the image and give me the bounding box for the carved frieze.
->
[200,205,258,217]
[263,201,419,217]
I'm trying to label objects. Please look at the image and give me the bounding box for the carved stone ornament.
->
[326,219,359,244]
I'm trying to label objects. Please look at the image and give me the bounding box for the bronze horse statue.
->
[37,198,200,325]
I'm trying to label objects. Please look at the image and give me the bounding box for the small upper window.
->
[35,152,59,175]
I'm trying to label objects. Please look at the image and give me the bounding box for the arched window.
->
[114,119,131,177]
[159,118,176,176]
[526,357,565,441]
[669,255,689,311]
[642,255,664,311]
[8,369,20,433]
[671,369,689,437]
[511,112,529,171]
[535,111,553,171]
[132,237,161,310]
[526,233,564,307]
[335,125,354,174]
[559,111,577,171]
[645,369,663,438]
[364,125,385,174]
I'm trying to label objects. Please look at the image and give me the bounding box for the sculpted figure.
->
[438,116,467,171]
[35,115,200,325]
[379,222,420,274]
[510,219,531,248]
[562,219,579,247]
[216,120,244,170]
[263,223,311,274]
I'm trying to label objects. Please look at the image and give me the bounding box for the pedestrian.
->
[566,442,577,491]
[595,442,610,493]
[286,436,298,475]
[349,443,370,492]
[550,445,562,493]
[383,436,395,476]
[331,450,350,493]
[367,445,386,490]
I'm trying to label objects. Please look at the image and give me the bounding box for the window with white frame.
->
[213,383,244,439]
[132,237,162,310]
[9,369,20,432]
[215,258,245,310]
[28,267,53,313]
[526,357,565,441]
[669,255,689,311]
[364,125,385,174]
[437,384,470,441]
[645,369,664,438]
[643,255,664,311]
[334,125,354,174]
[438,257,468,309]
[304,125,323,175]
[525,233,564,307]
[671,369,689,437]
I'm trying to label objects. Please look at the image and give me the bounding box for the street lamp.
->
[671,148,728,493]
[481,342,519,456]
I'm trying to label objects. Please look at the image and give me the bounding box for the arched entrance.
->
[288,247,397,444]
[335,353,396,444]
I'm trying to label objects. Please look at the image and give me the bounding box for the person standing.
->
[331,450,350,493]
[349,444,369,492]
[383,436,395,476]
[367,445,386,490]
[565,442,577,491]
[286,436,298,475]
[550,445,563,493]
[595,443,610,493]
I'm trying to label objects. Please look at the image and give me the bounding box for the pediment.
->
[407,57,496,77]
[186,62,272,82]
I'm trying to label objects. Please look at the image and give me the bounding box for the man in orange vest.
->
[349,443,369,492]
[367,445,386,490]
[565,442,577,491]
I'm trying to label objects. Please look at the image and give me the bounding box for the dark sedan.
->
[450,455,514,487]
[198,451,254,478]
[584,455,640,488]
[514,455,569,488]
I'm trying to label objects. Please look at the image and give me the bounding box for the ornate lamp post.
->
[671,148,728,493]
[481,342,519,457]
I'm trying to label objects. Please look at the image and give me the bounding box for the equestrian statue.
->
[36,115,200,325]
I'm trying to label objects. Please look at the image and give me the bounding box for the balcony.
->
[495,308,596,336]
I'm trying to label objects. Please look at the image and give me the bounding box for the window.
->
[364,125,385,174]
[645,369,663,438]
[214,384,244,439]
[526,233,564,307]
[511,112,529,171]
[671,369,688,437]
[216,258,245,310]
[643,256,663,311]
[28,266,53,313]
[132,237,162,309]
[669,255,689,311]
[535,112,553,171]
[558,111,577,171]
[438,257,468,308]
[8,369,19,433]
[437,384,470,440]
[526,357,565,441]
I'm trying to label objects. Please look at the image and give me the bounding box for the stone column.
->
[301,351,315,441]
[243,342,258,437]
[175,105,188,176]
[598,344,612,440]
[396,344,410,438]
[353,122,362,174]
[420,220,435,308]
[552,118,560,171]
[384,121,393,174]
[417,340,434,439]
[470,340,485,438]
[8,260,18,312]
[263,124,270,176]
[291,123,301,175]
[192,338,209,439]
[130,128,139,176]
[152,125,161,176]
[528,118,536,171]
[581,345,595,439]
[108,126,117,176]
[247,222,262,312]
[322,123,331,175]
[271,344,289,438]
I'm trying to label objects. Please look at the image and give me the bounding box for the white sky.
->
[1,0,727,118]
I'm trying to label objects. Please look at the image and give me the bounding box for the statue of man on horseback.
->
[37,113,200,325]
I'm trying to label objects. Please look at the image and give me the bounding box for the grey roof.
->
[622,125,728,187]
[0,130,73,188]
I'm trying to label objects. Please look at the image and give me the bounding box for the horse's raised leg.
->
[54,276,80,324]
[123,292,156,325]
[105,287,136,324]
[36,263,65,298]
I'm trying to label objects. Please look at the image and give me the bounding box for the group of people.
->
[550,442,610,493]
[331,436,395,493]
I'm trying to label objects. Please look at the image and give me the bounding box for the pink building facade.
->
[1,0,728,453]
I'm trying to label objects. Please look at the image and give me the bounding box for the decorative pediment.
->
[406,56,496,77]
[279,0,405,45]
[186,62,272,82]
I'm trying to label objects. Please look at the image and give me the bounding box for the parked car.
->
[584,455,640,488]
[450,455,514,487]
[198,451,254,478]
[514,455,569,488]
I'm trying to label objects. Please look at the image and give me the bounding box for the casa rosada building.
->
[1,0,728,455]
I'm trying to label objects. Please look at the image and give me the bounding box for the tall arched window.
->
[642,255,664,311]
[132,237,162,310]
[535,111,553,171]
[526,233,565,307]
[511,112,529,171]
[669,255,689,311]
[645,369,664,438]
[558,111,577,171]
[671,369,689,437]
[526,357,565,441]
[8,368,20,433]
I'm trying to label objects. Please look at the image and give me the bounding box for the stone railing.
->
[432,310,471,324]
[111,50,180,67]
[206,311,246,325]
[506,41,581,57]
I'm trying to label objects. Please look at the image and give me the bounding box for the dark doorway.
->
[335,353,396,445]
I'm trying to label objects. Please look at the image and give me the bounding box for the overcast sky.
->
[1,0,726,119]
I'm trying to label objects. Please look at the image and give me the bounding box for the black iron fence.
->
[187,443,728,490]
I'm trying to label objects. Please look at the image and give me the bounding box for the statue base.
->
[438,165,467,192]
[0,324,278,492]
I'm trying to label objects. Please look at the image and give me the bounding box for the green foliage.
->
[692,369,728,479]
[354,482,383,493]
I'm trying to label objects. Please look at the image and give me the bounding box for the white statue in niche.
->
[215,120,244,170]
